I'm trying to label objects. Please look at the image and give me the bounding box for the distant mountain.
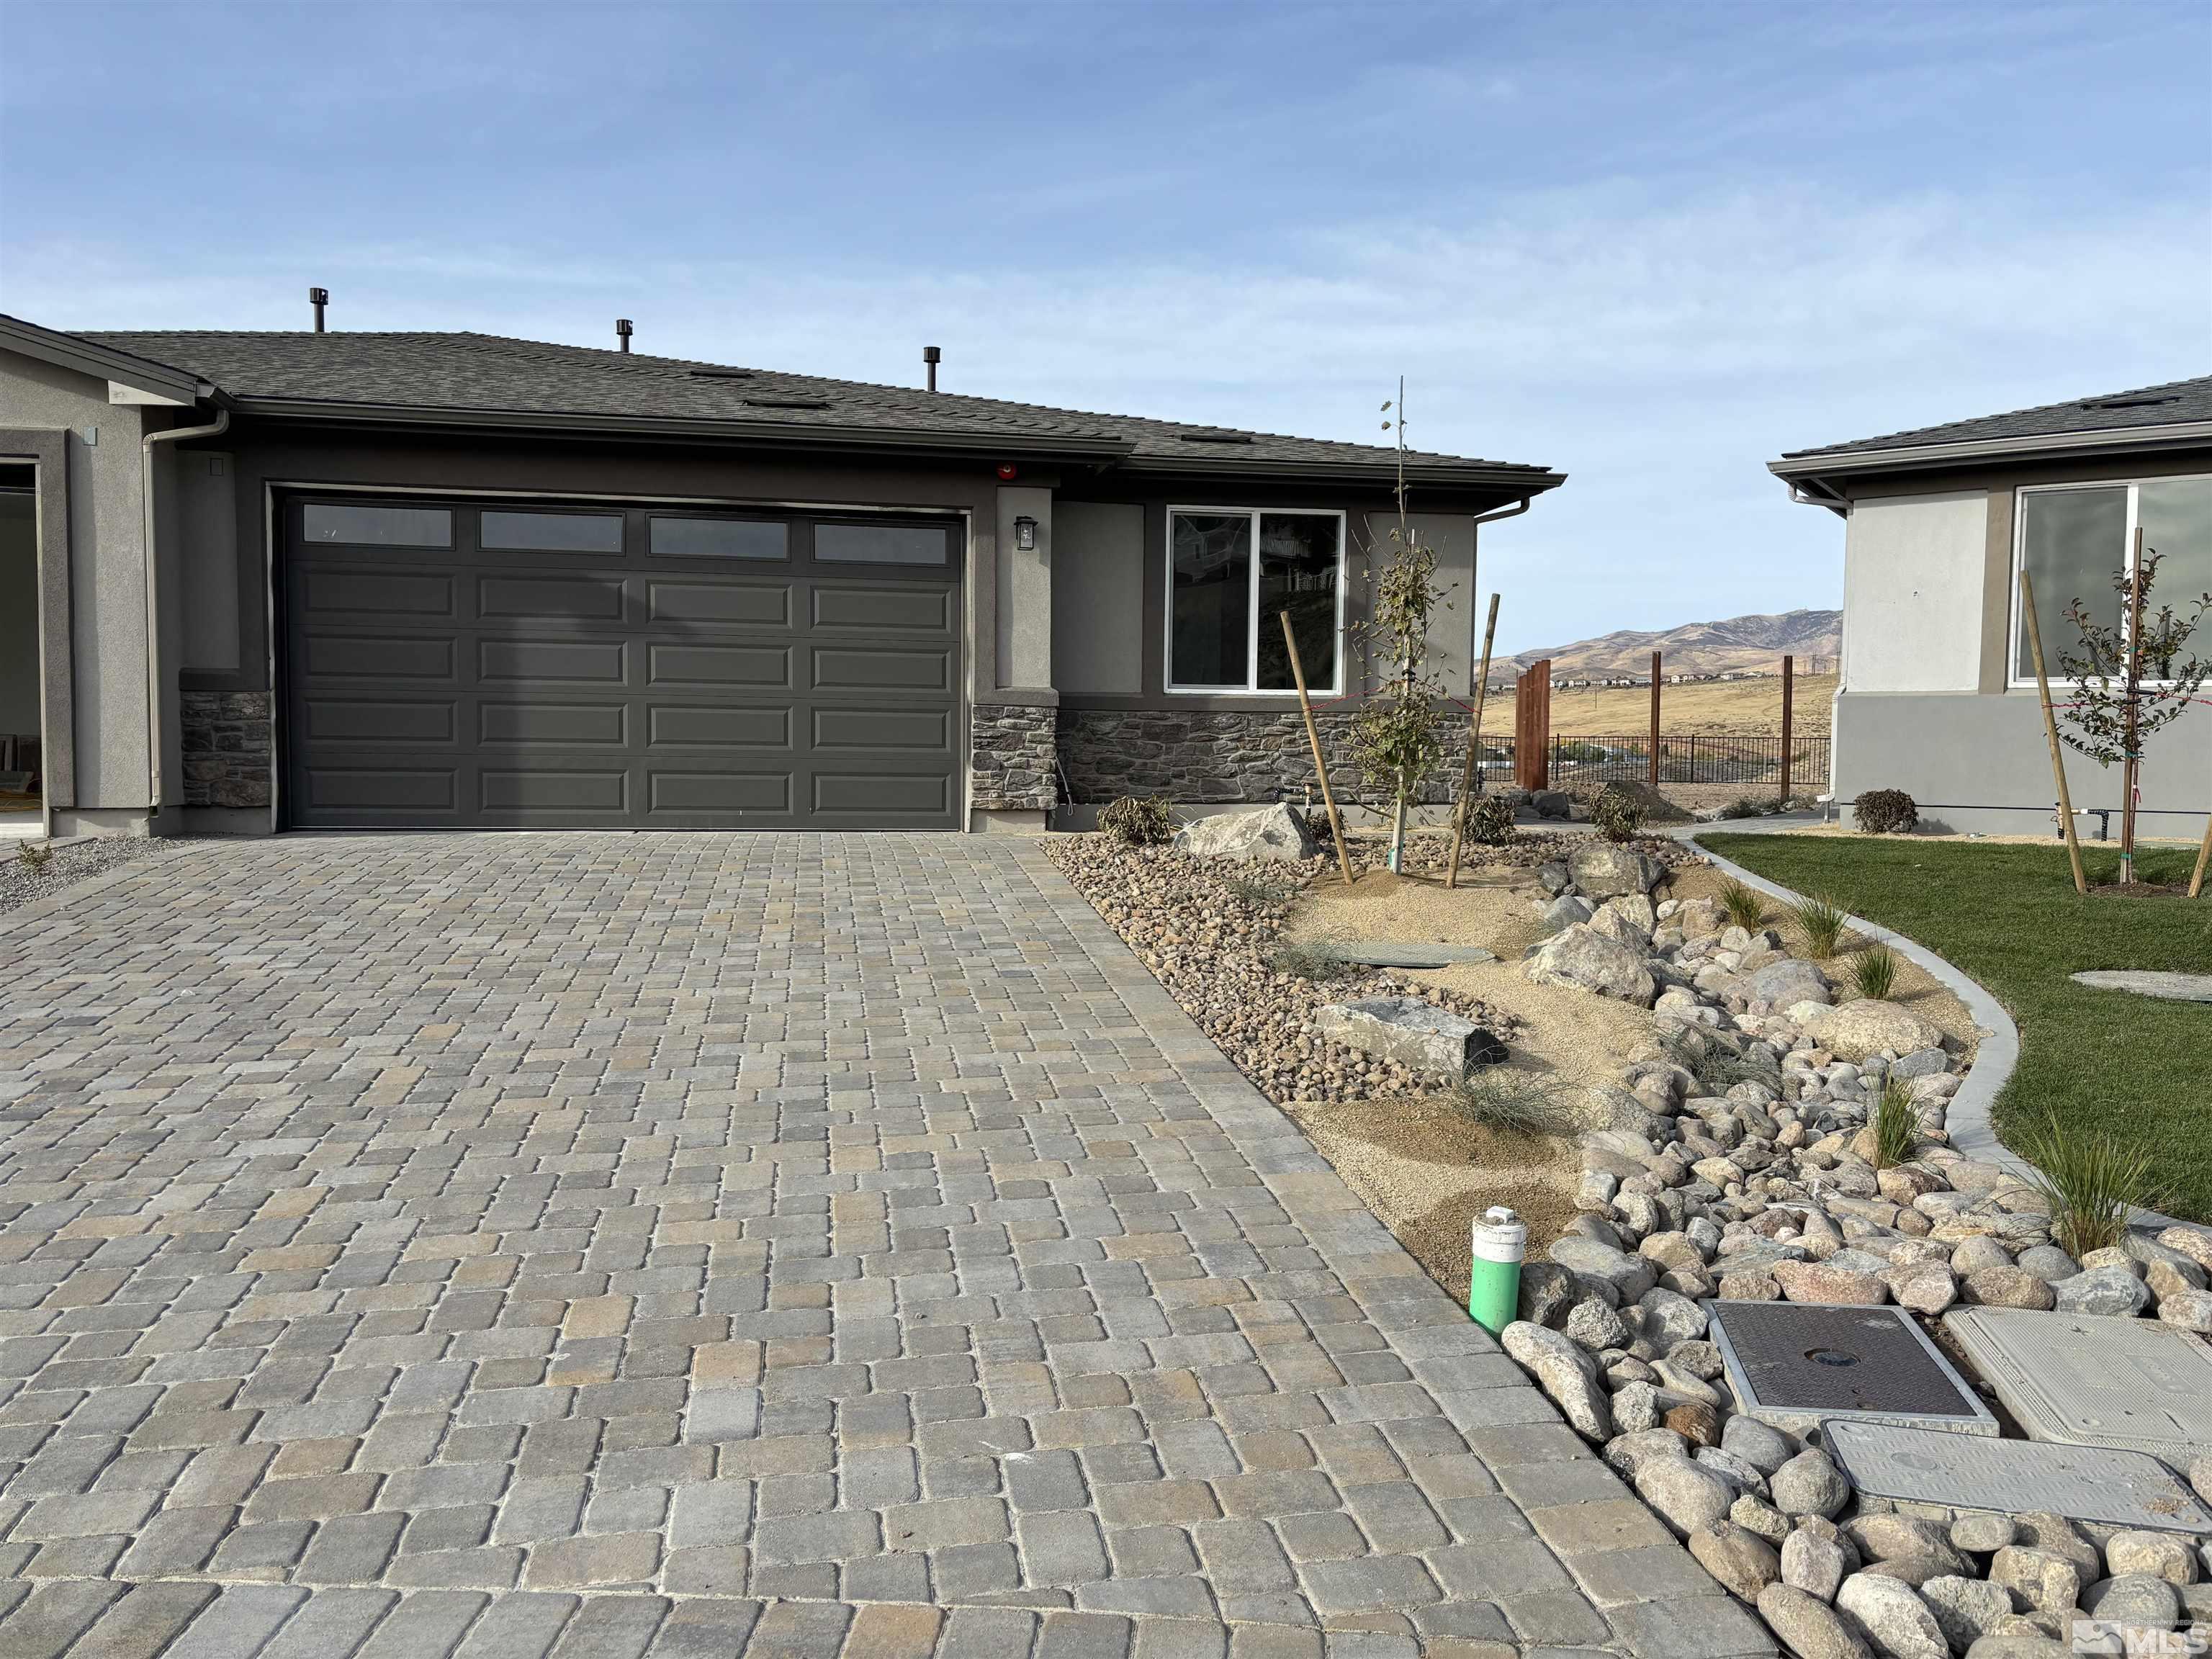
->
[1503,609,1841,678]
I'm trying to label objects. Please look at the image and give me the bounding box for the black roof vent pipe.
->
[923,345,941,392]
[616,319,633,354]
[309,287,328,332]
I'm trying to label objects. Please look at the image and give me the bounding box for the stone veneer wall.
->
[1058,708,1460,809]
[969,703,1058,811]
[179,690,273,809]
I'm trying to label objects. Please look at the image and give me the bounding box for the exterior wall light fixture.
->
[1013,515,1038,552]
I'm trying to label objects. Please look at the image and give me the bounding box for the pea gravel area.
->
[1,835,176,915]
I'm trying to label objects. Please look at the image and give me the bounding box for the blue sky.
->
[5,0,2208,651]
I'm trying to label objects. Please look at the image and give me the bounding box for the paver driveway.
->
[0,835,1770,1659]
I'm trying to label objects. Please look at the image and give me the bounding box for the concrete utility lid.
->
[1943,1308,2212,1465]
[1706,1301,1997,1437]
[1332,940,1498,968]
[1827,1420,2212,1534]
[2068,970,2212,1003]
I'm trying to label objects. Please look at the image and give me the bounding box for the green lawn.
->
[1699,835,2212,1224]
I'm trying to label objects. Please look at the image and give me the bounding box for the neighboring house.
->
[1771,377,2212,838]
[0,312,1560,837]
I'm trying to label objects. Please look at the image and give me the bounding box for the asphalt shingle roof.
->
[72,327,1555,478]
[1781,374,2212,462]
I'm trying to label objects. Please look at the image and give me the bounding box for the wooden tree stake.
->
[1648,650,1661,789]
[1444,593,1502,889]
[2020,567,2088,895]
[1281,612,1355,885]
[1779,655,1795,806]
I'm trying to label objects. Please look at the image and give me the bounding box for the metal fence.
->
[1473,732,1831,789]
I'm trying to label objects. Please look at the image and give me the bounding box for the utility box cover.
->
[1827,1419,2212,1534]
[1943,1307,2212,1466]
[1706,1301,1996,1437]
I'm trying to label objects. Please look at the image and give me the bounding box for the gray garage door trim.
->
[280,493,966,830]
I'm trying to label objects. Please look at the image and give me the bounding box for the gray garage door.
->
[282,495,963,829]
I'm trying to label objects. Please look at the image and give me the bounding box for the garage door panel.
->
[814,770,950,817]
[305,698,459,745]
[480,769,628,811]
[305,569,456,619]
[648,580,792,627]
[306,768,458,811]
[480,702,629,746]
[309,634,456,680]
[478,573,628,621]
[812,646,953,692]
[648,771,793,814]
[480,639,629,683]
[811,706,952,753]
[648,706,791,750]
[649,643,791,687]
[811,585,953,632]
[287,496,961,829]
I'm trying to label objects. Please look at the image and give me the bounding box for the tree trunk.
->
[2121,530,2146,884]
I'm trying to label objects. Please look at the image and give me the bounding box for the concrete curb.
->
[1676,824,2188,1232]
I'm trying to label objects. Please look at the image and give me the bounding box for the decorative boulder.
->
[1173,804,1316,862]
[1501,1321,1612,1442]
[1568,841,1665,899]
[1752,959,1833,1008]
[1527,924,1658,1007]
[1837,1572,1949,1659]
[2051,1266,2152,1318]
[1802,1001,1947,1064]
[1636,1454,1737,1537]
[1313,996,1507,1082]
[1760,1584,1876,1659]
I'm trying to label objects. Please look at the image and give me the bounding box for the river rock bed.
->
[1503,852,2212,1659]
[1041,835,1519,1105]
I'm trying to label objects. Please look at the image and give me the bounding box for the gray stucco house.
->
[1771,377,2211,838]
[0,312,1560,837]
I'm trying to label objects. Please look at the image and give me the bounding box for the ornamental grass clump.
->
[2018,1110,2162,1258]
[1462,794,1516,846]
[1445,1070,1564,1135]
[1261,935,1356,981]
[1869,1077,1921,1170]
[17,840,53,870]
[1847,942,1899,1002]
[1099,795,1176,847]
[1790,892,1848,958]
[1717,877,1768,932]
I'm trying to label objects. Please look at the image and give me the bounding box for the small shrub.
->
[1099,795,1176,847]
[1301,806,1338,845]
[1790,892,1848,958]
[17,840,54,870]
[1262,935,1356,981]
[1591,783,1646,844]
[1854,788,1919,835]
[1847,943,1899,1002]
[1717,877,1768,932]
[2018,1110,2161,1257]
[1869,1077,1920,1169]
[1445,1070,1565,1134]
[1461,794,1517,846]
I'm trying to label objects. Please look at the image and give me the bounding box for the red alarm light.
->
[996,463,1018,481]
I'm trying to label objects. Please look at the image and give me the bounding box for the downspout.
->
[141,405,230,814]
[1462,495,1532,691]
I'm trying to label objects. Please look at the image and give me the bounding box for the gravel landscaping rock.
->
[1921,1575,2018,1651]
[1838,1573,1951,1659]
[2082,1574,2181,1629]
[1773,1449,1853,1519]
[2103,1532,2199,1586]
[1636,1452,1737,1537]
[1763,1583,1878,1659]
[1501,1321,1613,1442]
[1786,1527,1853,1601]
[2052,1265,2153,1316]
[1,835,172,914]
[1694,1521,1784,1599]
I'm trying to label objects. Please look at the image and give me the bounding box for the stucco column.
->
[994,486,1052,691]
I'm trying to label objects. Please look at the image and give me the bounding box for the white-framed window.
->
[1165,506,1346,694]
[2011,473,2212,684]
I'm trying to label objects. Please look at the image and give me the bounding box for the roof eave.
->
[228,395,1141,462]
[1768,417,2212,485]
[1116,454,1566,493]
[0,313,214,403]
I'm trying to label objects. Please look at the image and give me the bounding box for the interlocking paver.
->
[0,834,1764,1657]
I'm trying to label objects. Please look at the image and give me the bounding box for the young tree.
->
[2055,539,2211,885]
[1352,380,1451,872]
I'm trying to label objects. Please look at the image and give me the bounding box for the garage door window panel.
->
[480,510,626,553]
[650,516,789,560]
[815,523,950,565]
[303,503,452,548]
